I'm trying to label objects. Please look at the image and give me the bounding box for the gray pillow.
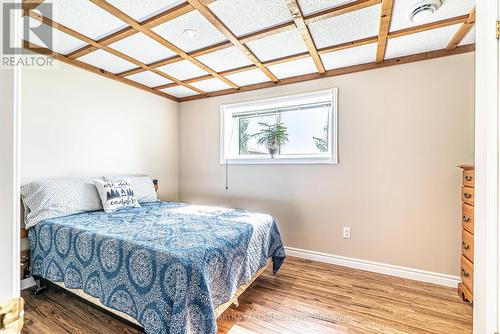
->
[103,175,159,203]
[21,179,102,229]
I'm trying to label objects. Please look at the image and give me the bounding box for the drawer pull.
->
[461,268,470,278]
[464,193,472,199]
[465,176,472,182]
[462,215,470,222]
[462,241,470,250]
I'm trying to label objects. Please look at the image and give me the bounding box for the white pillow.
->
[93,179,141,213]
[21,179,103,229]
[103,175,158,203]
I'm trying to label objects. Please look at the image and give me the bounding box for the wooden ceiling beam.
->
[23,40,178,101]
[152,37,375,90]
[187,0,279,83]
[375,0,394,63]
[67,2,199,59]
[22,0,44,14]
[178,44,475,102]
[117,0,382,78]
[304,0,382,24]
[90,0,239,89]
[27,10,206,94]
[389,14,469,39]
[447,7,475,50]
[160,12,472,95]
[285,0,325,73]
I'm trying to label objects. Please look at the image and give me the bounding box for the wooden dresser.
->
[458,164,474,303]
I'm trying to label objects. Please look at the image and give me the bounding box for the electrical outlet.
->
[343,227,351,239]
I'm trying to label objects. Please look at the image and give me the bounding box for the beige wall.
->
[21,61,179,200]
[179,53,475,276]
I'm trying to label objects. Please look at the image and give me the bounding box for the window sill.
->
[219,157,338,165]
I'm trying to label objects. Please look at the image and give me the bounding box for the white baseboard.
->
[21,277,35,290]
[284,246,461,288]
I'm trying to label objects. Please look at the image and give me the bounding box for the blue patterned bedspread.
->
[29,201,285,334]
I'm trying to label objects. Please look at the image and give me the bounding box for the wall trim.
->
[21,277,35,290]
[285,246,460,288]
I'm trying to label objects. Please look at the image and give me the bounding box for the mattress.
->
[29,201,285,334]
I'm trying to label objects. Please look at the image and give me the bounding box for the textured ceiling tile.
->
[152,11,226,52]
[157,59,209,80]
[106,0,186,22]
[196,47,253,72]
[298,0,357,16]
[309,4,381,49]
[190,78,232,92]
[49,0,127,40]
[385,24,460,59]
[78,49,137,73]
[268,57,318,79]
[224,69,271,86]
[246,29,308,62]
[208,0,292,37]
[320,43,377,69]
[161,86,198,98]
[390,0,474,31]
[127,71,173,87]
[109,33,176,65]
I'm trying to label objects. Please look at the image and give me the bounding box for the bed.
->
[28,201,286,334]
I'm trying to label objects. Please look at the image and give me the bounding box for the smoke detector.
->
[408,0,442,23]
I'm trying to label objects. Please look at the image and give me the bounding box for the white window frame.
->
[219,89,338,165]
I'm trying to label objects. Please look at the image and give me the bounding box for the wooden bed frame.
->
[37,261,269,331]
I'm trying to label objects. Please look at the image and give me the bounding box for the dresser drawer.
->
[462,186,474,205]
[462,203,474,233]
[461,229,474,262]
[460,255,473,293]
[462,169,474,187]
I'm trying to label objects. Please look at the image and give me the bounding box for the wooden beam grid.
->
[187,0,279,82]
[178,44,475,102]
[285,0,325,73]
[26,10,207,94]
[150,14,473,90]
[22,0,475,101]
[114,0,382,79]
[89,0,239,90]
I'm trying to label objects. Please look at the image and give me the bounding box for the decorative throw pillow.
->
[93,179,141,213]
[103,175,159,203]
[21,178,103,229]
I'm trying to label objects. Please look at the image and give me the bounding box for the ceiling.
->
[23,0,476,102]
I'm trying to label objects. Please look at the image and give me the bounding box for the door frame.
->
[474,1,499,333]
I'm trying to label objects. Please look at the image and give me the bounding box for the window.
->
[220,89,338,164]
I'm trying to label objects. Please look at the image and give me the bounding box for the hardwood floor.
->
[22,257,472,334]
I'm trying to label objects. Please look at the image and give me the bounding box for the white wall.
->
[178,53,475,276]
[21,61,179,200]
